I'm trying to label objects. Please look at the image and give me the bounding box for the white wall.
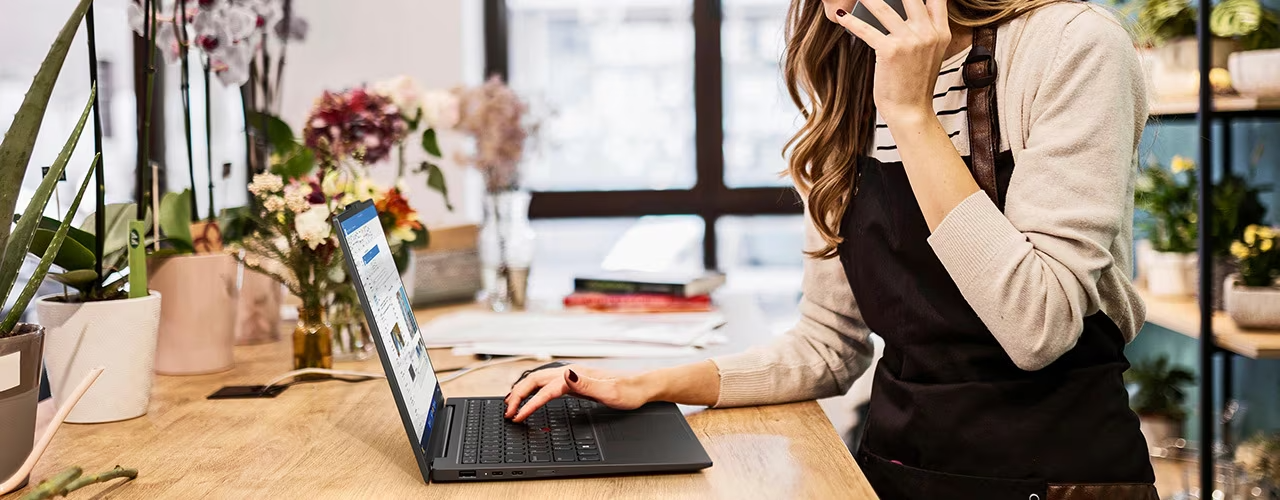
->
[278,0,485,227]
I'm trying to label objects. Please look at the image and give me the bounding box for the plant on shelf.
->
[1212,0,1280,51]
[1125,356,1195,449]
[1135,155,1268,298]
[0,0,115,486]
[1236,433,1280,490]
[1226,225,1280,328]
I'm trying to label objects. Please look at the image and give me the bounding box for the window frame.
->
[485,0,803,270]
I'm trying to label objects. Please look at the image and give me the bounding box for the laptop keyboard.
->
[461,397,601,465]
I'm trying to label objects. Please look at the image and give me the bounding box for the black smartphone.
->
[851,0,909,36]
[207,385,289,400]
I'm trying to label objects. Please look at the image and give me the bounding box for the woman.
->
[506,0,1156,496]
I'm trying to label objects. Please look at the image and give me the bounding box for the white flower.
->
[321,170,351,198]
[262,195,285,213]
[373,76,424,119]
[422,90,461,130]
[249,173,284,195]
[283,184,311,213]
[295,204,332,250]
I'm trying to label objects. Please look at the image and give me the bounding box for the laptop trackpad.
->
[595,411,701,464]
[603,414,682,442]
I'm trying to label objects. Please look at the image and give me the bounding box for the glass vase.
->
[480,190,536,312]
[329,299,373,362]
[293,303,333,370]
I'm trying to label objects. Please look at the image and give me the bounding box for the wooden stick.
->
[0,367,105,495]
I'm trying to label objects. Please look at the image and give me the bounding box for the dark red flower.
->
[197,35,220,51]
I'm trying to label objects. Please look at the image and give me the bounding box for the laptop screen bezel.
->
[332,199,447,482]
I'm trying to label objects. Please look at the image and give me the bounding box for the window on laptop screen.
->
[339,204,439,449]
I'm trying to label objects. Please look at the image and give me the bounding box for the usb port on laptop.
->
[459,471,476,479]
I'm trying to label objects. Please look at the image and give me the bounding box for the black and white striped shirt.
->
[870,46,972,163]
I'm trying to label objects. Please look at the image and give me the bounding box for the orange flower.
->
[376,187,423,231]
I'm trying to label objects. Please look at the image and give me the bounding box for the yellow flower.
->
[1245,225,1259,245]
[1258,226,1277,241]
[1263,238,1274,253]
[1170,155,1195,173]
[1232,241,1251,260]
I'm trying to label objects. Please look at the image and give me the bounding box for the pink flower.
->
[303,86,409,164]
[456,76,529,192]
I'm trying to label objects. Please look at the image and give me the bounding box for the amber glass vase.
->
[293,303,333,370]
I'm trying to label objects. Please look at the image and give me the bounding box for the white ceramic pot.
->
[37,292,162,424]
[1138,414,1183,453]
[149,254,238,375]
[1148,37,1238,100]
[1229,48,1280,98]
[235,267,282,346]
[1225,275,1280,330]
[1147,251,1198,298]
[1135,240,1155,289]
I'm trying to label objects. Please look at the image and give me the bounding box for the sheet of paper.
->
[0,351,19,393]
[420,311,727,349]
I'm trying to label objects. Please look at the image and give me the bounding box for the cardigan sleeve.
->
[924,9,1147,371]
[710,212,876,407]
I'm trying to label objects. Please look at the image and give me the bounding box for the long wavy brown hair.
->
[784,0,1065,258]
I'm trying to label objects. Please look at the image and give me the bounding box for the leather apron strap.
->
[963,25,1001,204]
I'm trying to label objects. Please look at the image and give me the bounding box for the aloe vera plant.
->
[0,0,101,338]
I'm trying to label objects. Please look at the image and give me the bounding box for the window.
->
[491,0,804,270]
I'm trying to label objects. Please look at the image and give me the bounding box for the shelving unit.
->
[1149,95,1280,118]
[1136,287,1280,359]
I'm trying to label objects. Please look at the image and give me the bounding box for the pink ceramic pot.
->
[149,254,238,375]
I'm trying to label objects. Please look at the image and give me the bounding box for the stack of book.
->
[564,271,726,313]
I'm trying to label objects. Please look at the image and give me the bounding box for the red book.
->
[563,293,714,313]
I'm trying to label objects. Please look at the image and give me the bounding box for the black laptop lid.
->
[333,200,445,480]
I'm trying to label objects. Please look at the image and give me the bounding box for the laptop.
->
[332,200,713,482]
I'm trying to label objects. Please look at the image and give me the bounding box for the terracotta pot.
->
[1225,275,1280,330]
[0,325,44,489]
[37,292,161,424]
[1138,414,1183,453]
[1148,251,1198,298]
[149,254,238,375]
[235,267,282,346]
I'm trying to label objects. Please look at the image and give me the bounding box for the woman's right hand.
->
[503,365,654,422]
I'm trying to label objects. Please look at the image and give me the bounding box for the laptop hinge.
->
[430,404,455,462]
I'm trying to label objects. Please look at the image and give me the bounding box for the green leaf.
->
[30,228,95,271]
[159,189,194,252]
[422,128,442,157]
[34,216,95,253]
[245,110,297,154]
[1,155,97,333]
[217,206,254,244]
[270,144,315,180]
[0,0,94,256]
[0,87,96,308]
[423,161,453,211]
[50,268,98,288]
[82,203,150,257]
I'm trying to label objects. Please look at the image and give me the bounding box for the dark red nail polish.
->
[836,9,847,16]
[568,370,579,383]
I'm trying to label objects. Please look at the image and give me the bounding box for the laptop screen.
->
[337,202,440,450]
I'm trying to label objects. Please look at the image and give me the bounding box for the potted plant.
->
[1135,156,1198,296]
[1235,432,1280,495]
[1135,0,1251,100]
[147,189,238,375]
[0,0,102,483]
[1217,0,1280,97]
[31,0,166,425]
[1226,225,1280,328]
[1125,356,1196,452]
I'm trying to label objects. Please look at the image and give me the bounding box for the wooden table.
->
[3,301,876,499]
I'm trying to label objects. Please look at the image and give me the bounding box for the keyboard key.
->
[505,455,527,463]
[481,458,502,464]
[530,454,552,463]
[577,454,601,461]
[578,443,597,450]
[554,451,577,462]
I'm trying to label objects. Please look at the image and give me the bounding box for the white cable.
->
[262,368,386,389]
[438,355,553,383]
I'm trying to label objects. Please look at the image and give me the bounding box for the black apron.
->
[840,27,1157,500]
